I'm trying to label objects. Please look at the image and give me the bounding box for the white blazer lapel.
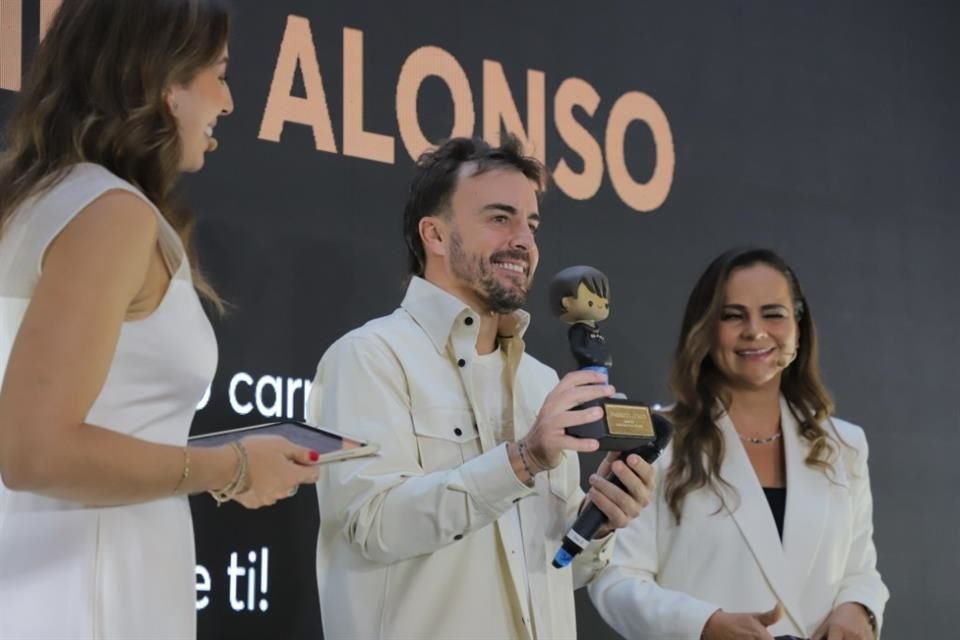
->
[780,397,833,607]
[717,409,805,629]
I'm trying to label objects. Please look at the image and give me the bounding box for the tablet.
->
[189,420,379,464]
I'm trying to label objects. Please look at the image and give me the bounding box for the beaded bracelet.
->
[517,439,542,482]
[524,438,555,473]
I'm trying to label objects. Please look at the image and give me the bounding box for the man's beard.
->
[449,231,530,314]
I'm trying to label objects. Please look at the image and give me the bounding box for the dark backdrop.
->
[2,1,957,638]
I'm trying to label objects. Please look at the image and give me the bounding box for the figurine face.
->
[560,282,610,323]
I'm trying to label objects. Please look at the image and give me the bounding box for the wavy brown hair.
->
[0,0,230,309]
[665,248,838,522]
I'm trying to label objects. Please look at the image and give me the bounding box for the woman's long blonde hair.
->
[0,0,230,308]
[665,248,836,522]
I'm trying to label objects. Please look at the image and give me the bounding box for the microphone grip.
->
[553,445,661,569]
[553,473,628,568]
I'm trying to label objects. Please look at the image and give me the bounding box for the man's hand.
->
[521,370,615,471]
[581,450,655,536]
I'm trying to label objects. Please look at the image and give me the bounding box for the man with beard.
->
[308,136,655,640]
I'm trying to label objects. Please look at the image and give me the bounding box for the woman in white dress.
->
[0,1,321,638]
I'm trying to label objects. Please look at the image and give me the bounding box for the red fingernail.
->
[309,450,320,462]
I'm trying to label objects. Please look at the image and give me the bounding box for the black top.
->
[763,487,787,540]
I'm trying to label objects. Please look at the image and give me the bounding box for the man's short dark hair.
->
[402,135,547,277]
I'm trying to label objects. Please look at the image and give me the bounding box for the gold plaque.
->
[605,403,655,437]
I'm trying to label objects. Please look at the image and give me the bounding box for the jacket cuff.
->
[459,442,536,517]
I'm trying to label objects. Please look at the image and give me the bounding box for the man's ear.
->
[560,295,575,313]
[419,216,447,259]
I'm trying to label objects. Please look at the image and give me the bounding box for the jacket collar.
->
[716,395,832,632]
[400,276,531,356]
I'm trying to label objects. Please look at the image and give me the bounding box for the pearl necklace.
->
[737,431,782,445]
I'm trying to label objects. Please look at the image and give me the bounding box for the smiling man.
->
[307,136,655,640]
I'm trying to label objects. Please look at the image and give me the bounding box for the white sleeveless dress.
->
[0,163,218,639]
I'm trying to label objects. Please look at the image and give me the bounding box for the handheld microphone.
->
[552,413,672,568]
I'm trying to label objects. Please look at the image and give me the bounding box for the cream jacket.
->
[309,277,612,640]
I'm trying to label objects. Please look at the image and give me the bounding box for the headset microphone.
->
[776,350,797,368]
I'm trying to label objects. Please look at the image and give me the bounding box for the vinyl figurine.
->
[548,265,613,372]
[548,265,658,450]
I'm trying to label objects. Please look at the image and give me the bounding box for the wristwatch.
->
[856,602,878,637]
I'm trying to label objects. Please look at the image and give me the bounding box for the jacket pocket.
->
[412,408,479,473]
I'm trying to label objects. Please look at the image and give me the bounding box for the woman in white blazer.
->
[590,248,888,640]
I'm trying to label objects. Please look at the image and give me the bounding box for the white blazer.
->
[589,396,889,639]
